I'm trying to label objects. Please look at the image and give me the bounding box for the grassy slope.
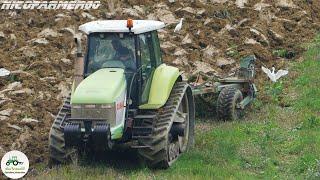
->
[34,36,320,179]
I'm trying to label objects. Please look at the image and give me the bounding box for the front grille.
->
[71,104,116,126]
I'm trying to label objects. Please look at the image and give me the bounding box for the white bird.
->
[261,66,288,82]
[0,68,10,77]
[174,18,184,33]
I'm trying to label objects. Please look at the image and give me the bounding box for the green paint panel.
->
[111,125,124,139]
[71,68,126,104]
[240,55,256,68]
[139,64,180,109]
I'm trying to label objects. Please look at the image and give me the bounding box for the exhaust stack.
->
[74,36,84,89]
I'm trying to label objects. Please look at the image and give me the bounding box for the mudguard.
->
[139,64,181,109]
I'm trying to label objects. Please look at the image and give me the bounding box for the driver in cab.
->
[111,39,136,70]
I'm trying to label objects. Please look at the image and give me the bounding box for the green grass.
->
[33,36,320,179]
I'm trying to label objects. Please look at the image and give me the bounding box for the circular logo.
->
[1,150,29,179]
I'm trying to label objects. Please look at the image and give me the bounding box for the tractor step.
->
[131,145,151,149]
[134,114,157,120]
[128,109,138,117]
[132,113,156,139]
[133,114,156,125]
[132,126,153,137]
[132,135,153,139]
[132,124,153,138]
[132,126,153,130]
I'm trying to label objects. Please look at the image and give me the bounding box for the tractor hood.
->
[71,68,126,104]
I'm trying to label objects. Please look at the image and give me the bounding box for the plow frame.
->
[190,55,257,111]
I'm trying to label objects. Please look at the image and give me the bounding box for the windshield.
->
[86,33,136,74]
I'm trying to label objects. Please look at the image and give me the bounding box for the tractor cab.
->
[80,20,165,107]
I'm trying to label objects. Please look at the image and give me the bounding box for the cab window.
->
[151,31,162,66]
[138,33,155,104]
[85,33,136,74]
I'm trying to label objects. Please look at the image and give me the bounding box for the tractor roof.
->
[79,20,165,35]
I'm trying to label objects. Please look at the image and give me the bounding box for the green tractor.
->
[6,156,23,166]
[49,19,195,168]
[49,19,257,169]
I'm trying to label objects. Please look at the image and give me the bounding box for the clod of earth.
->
[38,28,59,38]
[0,31,5,40]
[81,12,96,20]
[0,116,8,121]
[0,109,13,117]
[1,82,22,93]
[122,8,141,18]
[61,58,71,64]
[216,57,235,67]
[21,118,39,123]
[9,88,33,95]
[7,123,22,131]
[235,0,248,8]
[182,34,192,45]
[31,38,49,45]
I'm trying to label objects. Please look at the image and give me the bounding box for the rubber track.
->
[138,82,188,168]
[48,95,71,164]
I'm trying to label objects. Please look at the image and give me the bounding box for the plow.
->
[49,19,257,169]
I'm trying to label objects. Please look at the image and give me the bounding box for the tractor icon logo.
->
[1,150,29,179]
[6,156,23,166]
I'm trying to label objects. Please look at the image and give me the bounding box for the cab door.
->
[137,31,162,105]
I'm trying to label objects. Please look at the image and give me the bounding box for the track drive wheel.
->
[138,82,195,169]
[216,87,244,121]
